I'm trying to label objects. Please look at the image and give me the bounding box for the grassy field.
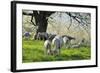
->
[22,39,91,63]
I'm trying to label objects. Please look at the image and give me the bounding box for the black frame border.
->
[11,1,98,72]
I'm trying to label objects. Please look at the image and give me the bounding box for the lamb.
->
[71,39,85,48]
[63,36,69,48]
[52,35,63,55]
[37,32,48,41]
[62,35,75,48]
[48,34,56,41]
[44,40,52,55]
[23,32,31,40]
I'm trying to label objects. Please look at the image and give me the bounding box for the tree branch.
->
[30,11,37,26]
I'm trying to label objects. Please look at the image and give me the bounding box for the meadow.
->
[22,39,91,63]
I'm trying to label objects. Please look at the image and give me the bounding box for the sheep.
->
[48,34,56,41]
[37,32,49,41]
[62,35,75,40]
[23,32,31,40]
[52,35,63,55]
[44,40,52,55]
[63,36,69,48]
[55,35,63,47]
[62,35,75,48]
[71,39,85,48]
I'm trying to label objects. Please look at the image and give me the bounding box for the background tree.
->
[23,10,91,43]
[23,10,54,33]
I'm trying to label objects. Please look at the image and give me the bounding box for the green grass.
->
[22,39,91,63]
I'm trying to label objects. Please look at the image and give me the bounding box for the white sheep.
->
[63,36,69,48]
[52,35,63,55]
[44,40,52,55]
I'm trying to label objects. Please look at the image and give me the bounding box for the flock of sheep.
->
[23,32,84,56]
[44,34,75,56]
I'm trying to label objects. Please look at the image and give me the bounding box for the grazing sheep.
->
[52,35,63,55]
[54,35,64,47]
[62,35,75,48]
[63,36,69,48]
[71,39,85,48]
[62,35,75,40]
[37,32,48,41]
[48,34,56,41]
[44,40,52,55]
[23,32,31,40]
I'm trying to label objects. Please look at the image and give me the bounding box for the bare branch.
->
[30,11,37,26]
[68,13,72,30]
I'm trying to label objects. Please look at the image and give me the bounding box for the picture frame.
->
[11,1,98,72]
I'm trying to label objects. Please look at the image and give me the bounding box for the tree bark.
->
[33,11,48,33]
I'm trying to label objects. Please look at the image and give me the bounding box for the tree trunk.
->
[33,11,48,40]
[37,18,48,33]
[33,11,48,33]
